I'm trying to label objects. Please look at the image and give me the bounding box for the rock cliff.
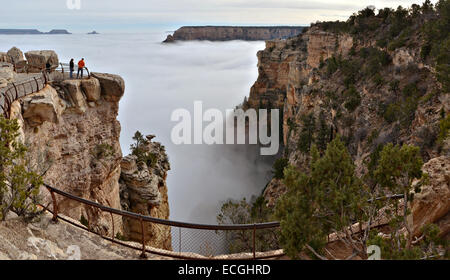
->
[163,26,304,42]
[10,71,125,237]
[120,136,172,250]
[245,14,449,237]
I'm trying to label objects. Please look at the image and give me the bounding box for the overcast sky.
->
[1,0,437,32]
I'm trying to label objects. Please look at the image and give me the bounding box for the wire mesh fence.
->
[42,184,282,259]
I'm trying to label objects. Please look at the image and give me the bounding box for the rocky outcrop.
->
[120,136,171,250]
[411,156,450,237]
[10,69,125,237]
[164,26,304,42]
[0,212,168,260]
[0,63,16,87]
[7,47,24,64]
[21,86,61,127]
[24,50,59,73]
[91,72,125,102]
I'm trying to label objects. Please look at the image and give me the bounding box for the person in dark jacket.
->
[46,62,51,73]
[69,58,74,79]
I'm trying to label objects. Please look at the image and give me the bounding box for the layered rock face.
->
[164,26,304,42]
[246,23,448,236]
[120,136,171,250]
[411,156,450,237]
[10,71,125,237]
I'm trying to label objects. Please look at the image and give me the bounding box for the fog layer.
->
[0,33,271,224]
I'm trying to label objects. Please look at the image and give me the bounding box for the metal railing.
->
[56,62,90,78]
[42,183,283,260]
[0,71,48,118]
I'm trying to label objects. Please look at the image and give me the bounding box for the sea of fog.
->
[0,32,272,226]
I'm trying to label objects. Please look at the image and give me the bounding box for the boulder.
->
[411,156,450,237]
[91,72,125,102]
[15,60,28,73]
[7,47,24,63]
[0,65,17,83]
[22,87,60,127]
[60,80,87,113]
[80,78,101,101]
[0,52,11,63]
[25,50,59,72]
[120,155,138,174]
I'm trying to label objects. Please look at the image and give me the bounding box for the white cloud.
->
[1,0,439,31]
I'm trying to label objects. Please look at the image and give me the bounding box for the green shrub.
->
[272,157,289,179]
[373,73,385,87]
[298,113,316,153]
[389,79,400,92]
[325,56,339,76]
[438,114,450,143]
[0,117,43,221]
[387,37,407,51]
[344,86,361,112]
[80,215,89,227]
[91,143,114,160]
[383,103,401,123]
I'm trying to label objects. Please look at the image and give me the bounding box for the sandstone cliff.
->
[164,26,304,42]
[245,14,449,237]
[120,135,172,250]
[10,69,125,237]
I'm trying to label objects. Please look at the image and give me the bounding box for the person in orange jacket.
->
[77,58,85,79]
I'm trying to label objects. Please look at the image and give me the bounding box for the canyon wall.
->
[246,23,449,236]
[164,26,304,42]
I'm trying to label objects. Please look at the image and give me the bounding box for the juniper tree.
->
[298,113,316,153]
[373,143,425,249]
[0,116,43,221]
[130,131,158,167]
[316,111,330,152]
[276,137,368,259]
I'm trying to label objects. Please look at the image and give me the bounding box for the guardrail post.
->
[253,224,256,259]
[49,190,58,223]
[34,77,39,93]
[179,227,182,252]
[12,83,18,99]
[140,218,147,259]
[110,212,115,239]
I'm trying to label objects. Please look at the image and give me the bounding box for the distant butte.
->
[0,29,71,35]
[163,26,305,43]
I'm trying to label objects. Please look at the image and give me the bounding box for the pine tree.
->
[0,116,42,221]
[316,111,330,152]
[298,113,316,153]
[373,143,424,248]
[276,136,367,259]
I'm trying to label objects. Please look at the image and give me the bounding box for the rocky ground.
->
[0,212,171,260]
